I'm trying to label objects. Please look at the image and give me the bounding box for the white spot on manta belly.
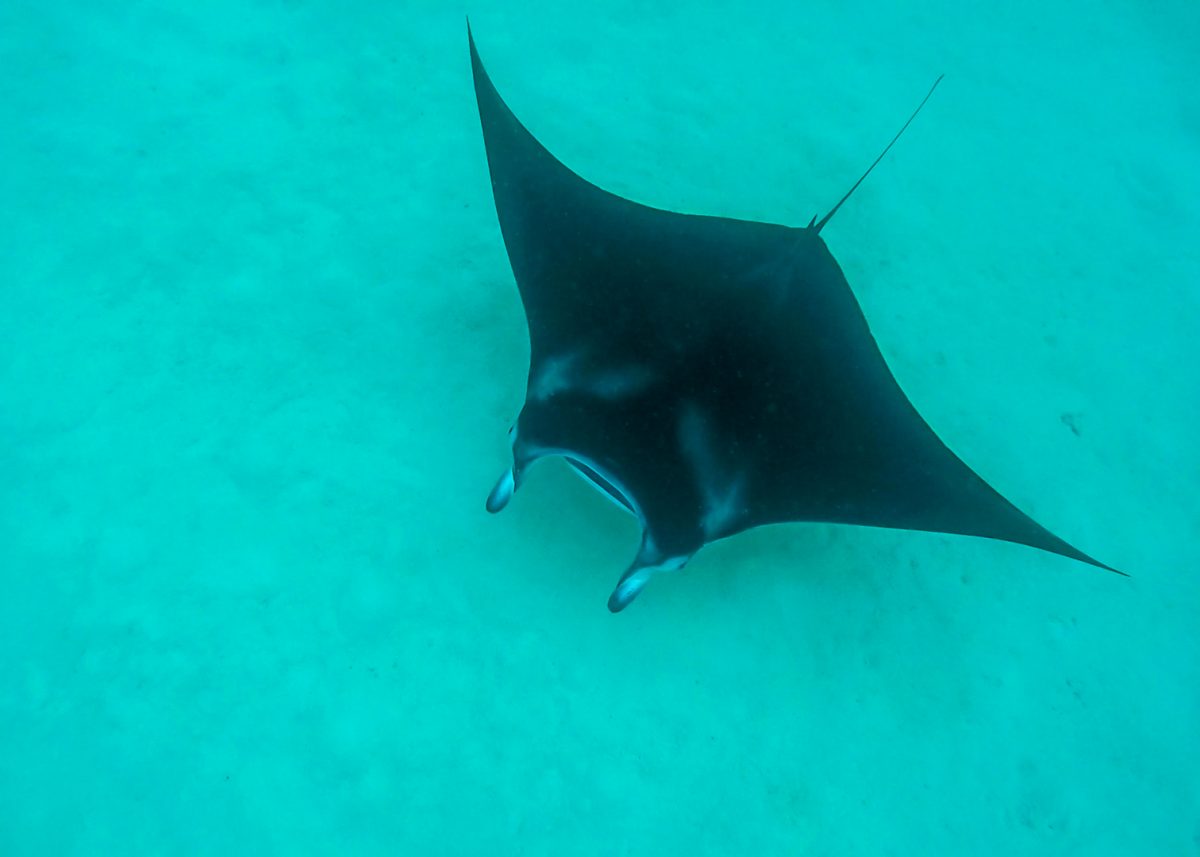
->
[585,365,655,399]
[701,477,745,538]
[678,401,746,539]
[530,352,582,401]
[532,352,655,402]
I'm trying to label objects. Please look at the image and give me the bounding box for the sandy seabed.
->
[1,1,1197,854]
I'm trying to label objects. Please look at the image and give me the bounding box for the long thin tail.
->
[811,74,944,234]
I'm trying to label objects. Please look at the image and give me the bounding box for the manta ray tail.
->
[811,74,945,233]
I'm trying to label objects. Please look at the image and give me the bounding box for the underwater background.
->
[2,0,1198,853]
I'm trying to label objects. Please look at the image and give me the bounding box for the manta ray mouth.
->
[564,457,638,518]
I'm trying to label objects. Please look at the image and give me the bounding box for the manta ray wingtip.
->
[1043,535,1128,578]
[1098,560,1129,578]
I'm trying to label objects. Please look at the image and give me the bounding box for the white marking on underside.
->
[677,402,746,539]
[585,365,656,399]
[530,352,581,401]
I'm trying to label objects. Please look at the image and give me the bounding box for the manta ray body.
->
[468,25,1121,611]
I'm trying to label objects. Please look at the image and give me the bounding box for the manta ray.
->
[468,25,1122,612]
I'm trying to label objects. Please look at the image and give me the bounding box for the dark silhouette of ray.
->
[468,24,1123,611]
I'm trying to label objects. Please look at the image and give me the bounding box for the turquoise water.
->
[2,1,1197,853]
